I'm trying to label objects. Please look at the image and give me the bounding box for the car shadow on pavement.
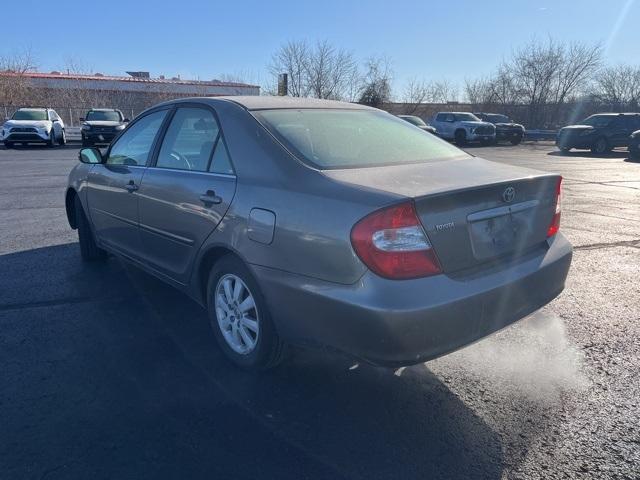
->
[1,243,506,480]
[547,149,629,158]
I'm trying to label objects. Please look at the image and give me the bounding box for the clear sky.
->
[3,0,639,92]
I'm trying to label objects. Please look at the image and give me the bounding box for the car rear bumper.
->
[253,233,572,367]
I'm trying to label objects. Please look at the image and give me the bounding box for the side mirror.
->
[79,147,104,164]
[79,117,85,122]
[123,118,130,123]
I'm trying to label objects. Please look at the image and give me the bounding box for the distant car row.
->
[398,112,525,146]
[1,107,129,148]
[4,107,640,158]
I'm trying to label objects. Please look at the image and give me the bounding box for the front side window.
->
[582,115,612,128]
[255,109,468,169]
[156,107,220,172]
[106,110,167,166]
[12,109,48,121]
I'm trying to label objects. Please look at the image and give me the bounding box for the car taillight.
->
[547,177,562,237]
[350,201,442,279]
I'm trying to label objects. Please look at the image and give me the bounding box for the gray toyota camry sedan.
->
[66,96,572,369]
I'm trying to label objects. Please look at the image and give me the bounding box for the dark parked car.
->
[556,113,640,154]
[66,97,571,370]
[474,113,525,145]
[81,108,129,147]
[630,130,640,159]
[397,115,437,134]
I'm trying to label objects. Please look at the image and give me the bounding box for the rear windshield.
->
[12,109,48,121]
[254,109,467,169]
[401,116,427,127]
[86,110,122,122]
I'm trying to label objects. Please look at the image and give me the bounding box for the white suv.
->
[431,112,496,145]
[1,107,66,148]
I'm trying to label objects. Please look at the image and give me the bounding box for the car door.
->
[432,113,446,137]
[440,113,456,139]
[608,116,632,147]
[136,105,236,284]
[86,108,169,258]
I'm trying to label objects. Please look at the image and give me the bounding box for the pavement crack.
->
[574,239,640,251]
[0,296,93,312]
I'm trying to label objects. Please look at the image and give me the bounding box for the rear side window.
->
[209,138,234,175]
[156,107,220,172]
[107,110,167,166]
[625,116,640,130]
[255,109,467,169]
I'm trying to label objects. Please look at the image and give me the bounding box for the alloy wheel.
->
[215,274,260,355]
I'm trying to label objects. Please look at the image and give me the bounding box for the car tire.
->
[47,130,56,148]
[510,136,523,145]
[454,129,467,146]
[4,141,13,149]
[75,196,107,262]
[82,137,93,148]
[207,254,286,370]
[630,144,640,159]
[592,137,610,155]
[59,129,66,146]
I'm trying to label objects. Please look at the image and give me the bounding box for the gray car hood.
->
[322,157,546,198]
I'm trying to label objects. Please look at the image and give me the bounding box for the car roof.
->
[589,112,640,116]
[160,96,376,111]
[437,111,475,115]
[87,108,120,112]
[18,107,48,111]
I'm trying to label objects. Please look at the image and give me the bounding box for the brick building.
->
[0,70,259,124]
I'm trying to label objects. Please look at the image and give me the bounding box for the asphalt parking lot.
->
[1,143,638,479]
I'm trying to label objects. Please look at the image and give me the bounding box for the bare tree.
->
[358,56,393,107]
[591,64,640,110]
[401,77,430,113]
[0,47,39,110]
[305,40,359,100]
[268,40,310,97]
[507,38,564,126]
[550,42,602,121]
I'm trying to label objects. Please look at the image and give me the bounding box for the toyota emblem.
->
[502,186,516,203]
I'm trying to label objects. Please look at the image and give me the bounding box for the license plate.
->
[469,212,528,259]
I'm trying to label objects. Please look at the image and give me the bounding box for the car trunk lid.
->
[323,157,559,273]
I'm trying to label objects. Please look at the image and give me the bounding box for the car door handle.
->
[125,180,138,193]
[199,190,222,205]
